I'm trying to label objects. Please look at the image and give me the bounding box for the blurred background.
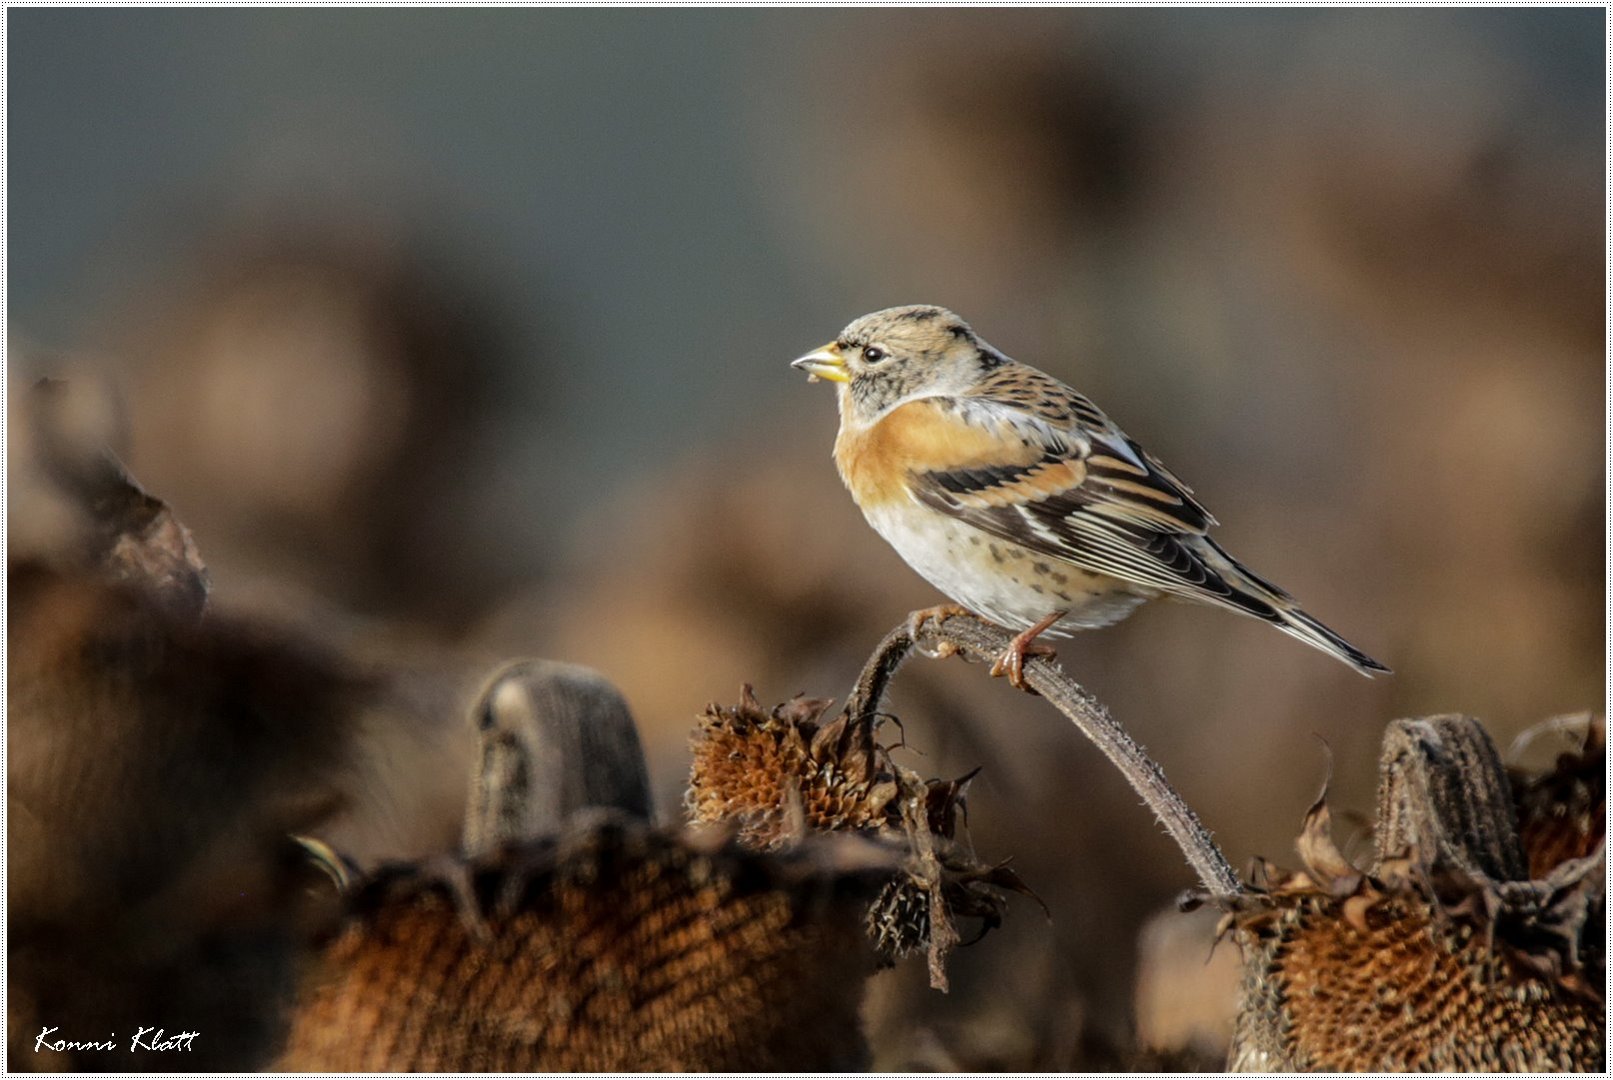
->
[8,7,1604,1069]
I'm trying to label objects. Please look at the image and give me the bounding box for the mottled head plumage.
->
[817,305,995,424]
[836,305,973,354]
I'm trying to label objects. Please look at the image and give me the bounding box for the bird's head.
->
[791,305,999,425]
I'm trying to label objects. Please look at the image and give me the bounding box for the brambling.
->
[792,305,1388,687]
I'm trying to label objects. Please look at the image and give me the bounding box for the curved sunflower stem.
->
[845,610,1244,901]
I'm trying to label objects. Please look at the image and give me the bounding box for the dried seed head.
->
[1229,715,1604,1072]
[686,687,895,847]
[1230,878,1602,1071]
[865,876,931,962]
[280,813,884,1071]
[685,688,1034,982]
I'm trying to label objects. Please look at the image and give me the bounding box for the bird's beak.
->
[790,342,850,384]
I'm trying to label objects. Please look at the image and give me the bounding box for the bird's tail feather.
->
[1203,540,1390,676]
[1269,605,1391,676]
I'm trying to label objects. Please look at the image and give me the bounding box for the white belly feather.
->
[862,499,1153,635]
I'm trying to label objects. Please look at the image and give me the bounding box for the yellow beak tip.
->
[792,343,850,384]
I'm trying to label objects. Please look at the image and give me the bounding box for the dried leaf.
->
[27,378,210,619]
[779,694,834,727]
[976,863,1050,920]
[923,767,980,839]
[1295,748,1361,893]
[1340,893,1374,933]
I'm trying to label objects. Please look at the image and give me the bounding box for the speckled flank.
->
[862,501,1153,633]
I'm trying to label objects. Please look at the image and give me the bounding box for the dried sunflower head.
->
[1227,715,1604,1072]
[1230,871,1603,1071]
[685,687,898,847]
[686,686,1038,986]
[280,812,886,1071]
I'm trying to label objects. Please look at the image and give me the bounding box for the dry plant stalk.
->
[1227,715,1605,1072]
[686,606,1230,992]
[277,813,889,1071]
[845,610,1243,899]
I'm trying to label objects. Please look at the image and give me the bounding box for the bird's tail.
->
[1269,605,1392,676]
[1201,539,1391,677]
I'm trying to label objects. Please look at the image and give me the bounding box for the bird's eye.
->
[863,346,887,364]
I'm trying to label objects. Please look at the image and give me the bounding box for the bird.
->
[790,304,1388,688]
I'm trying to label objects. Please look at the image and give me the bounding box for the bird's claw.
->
[906,603,969,641]
[988,610,1066,692]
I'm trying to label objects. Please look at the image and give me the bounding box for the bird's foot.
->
[906,603,970,657]
[989,610,1067,692]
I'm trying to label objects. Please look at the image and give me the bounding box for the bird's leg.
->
[906,603,971,657]
[989,610,1067,691]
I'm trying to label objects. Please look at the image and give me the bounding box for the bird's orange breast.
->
[834,397,1048,509]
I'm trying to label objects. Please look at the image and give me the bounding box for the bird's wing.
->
[905,374,1289,608]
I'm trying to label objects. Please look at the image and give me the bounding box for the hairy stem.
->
[846,611,1243,900]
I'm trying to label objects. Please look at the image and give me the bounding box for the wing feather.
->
[908,383,1248,607]
[878,367,1384,674]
